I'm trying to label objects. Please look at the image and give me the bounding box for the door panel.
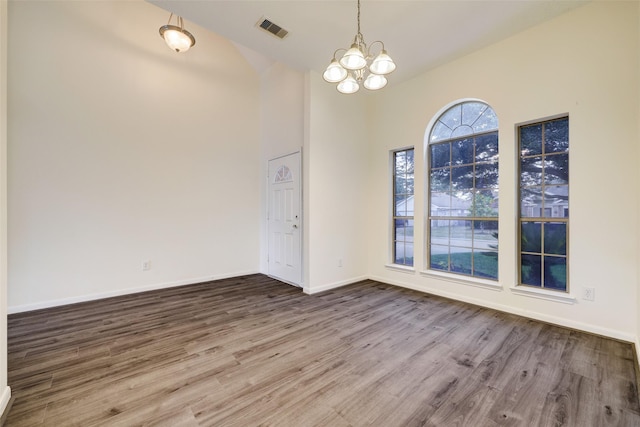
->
[268,152,302,286]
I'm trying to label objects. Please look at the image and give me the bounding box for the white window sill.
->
[385,264,416,274]
[509,285,576,304]
[420,270,502,291]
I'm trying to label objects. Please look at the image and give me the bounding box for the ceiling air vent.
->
[257,18,288,39]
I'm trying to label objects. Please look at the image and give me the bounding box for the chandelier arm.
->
[167,13,174,25]
[368,40,385,56]
[332,48,347,60]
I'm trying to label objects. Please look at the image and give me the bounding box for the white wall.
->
[0,0,11,416]
[304,74,370,293]
[368,1,639,341]
[637,0,640,357]
[8,1,261,311]
[258,62,305,276]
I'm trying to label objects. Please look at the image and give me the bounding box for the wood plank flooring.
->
[6,274,640,426]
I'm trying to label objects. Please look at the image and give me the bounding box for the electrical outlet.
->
[142,260,151,271]
[582,287,595,301]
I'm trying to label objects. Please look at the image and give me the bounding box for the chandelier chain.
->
[357,0,361,37]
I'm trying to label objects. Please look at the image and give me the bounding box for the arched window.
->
[427,101,499,280]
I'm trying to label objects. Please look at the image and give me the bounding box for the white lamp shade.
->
[340,44,367,70]
[160,25,195,53]
[369,50,396,75]
[337,74,359,94]
[363,73,387,90]
[323,59,348,83]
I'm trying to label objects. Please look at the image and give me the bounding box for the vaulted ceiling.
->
[150,0,589,85]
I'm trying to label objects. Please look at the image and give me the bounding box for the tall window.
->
[428,101,499,279]
[393,148,414,266]
[519,117,569,291]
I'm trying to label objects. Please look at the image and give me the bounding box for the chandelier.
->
[323,0,396,94]
[159,13,196,53]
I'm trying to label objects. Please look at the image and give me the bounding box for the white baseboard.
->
[303,275,368,295]
[8,270,259,314]
[369,274,636,344]
[0,385,10,420]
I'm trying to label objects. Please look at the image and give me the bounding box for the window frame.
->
[425,101,499,281]
[391,147,415,267]
[517,115,569,293]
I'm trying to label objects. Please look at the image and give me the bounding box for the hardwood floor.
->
[6,274,640,426]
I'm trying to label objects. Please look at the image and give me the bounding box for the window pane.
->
[544,223,566,255]
[520,124,542,156]
[521,156,543,186]
[431,143,451,168]
[521,222,542,253]
[544,154,568,185]
[521,188,543,218]
[521,254,542,287]
[473,250,498,279]
[475,133,498,163]
[474,220,498,250]
[451,138,474,165]
[473,191,498,217]
[394,195,407,216]
[475,163,498,189]
[406,149,415,173]
[394,219,407,240]
[439,104,462,130]
[474,108,498,134]
[430,245,449,271]
[450,250,472,275]
[451,221,473,248]
[395,176,407,195]
[545,118,569,154]
[431,121,452,142]
[430,169,450,192]
[451,165,473,190]
[430,220,449,246]
[461,102,486,127]
[405,197,414,217]
[404,220,415,242]
[431,192,451,216]
[543,186,568,218]
[544,256,567,291]
[450,192,472,217]
[395,151,406,173]
[395,242,405,265]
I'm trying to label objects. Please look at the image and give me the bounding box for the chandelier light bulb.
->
[369,50,396,75]
[323,59,348,83]
[337,73,360,94]
[364,73,387,91]
[340,44,367,70]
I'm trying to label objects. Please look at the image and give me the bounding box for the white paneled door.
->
[268,152,302,287]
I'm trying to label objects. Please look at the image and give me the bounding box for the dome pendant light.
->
[322,0,396,94]
[159,13,196,53]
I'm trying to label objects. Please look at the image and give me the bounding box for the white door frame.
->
[267,150,303,287]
